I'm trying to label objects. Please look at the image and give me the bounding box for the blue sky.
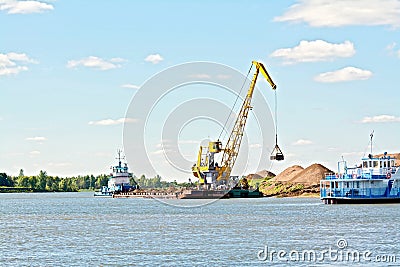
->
[1,0,400,181]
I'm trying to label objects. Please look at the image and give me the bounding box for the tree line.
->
[0,170,194,192]
[0,170,109,192]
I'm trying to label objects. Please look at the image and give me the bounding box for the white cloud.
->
[88,117,137,126]
[249,143,262,148]
[0,65,28,75]
[25,136,47,141]
[29,150,40,155]
[386,42,397,51]
[144,53,163,64]
[274,0,400,28]
[0,0,53,14]
[361,115,400,123]
[67,56,124,70]
[110,57,126,63]
[270,40,355,64]
[314,67,372,83]
[188,74,211,79]
[292,139,313,146]
[121,83,140,89]
[6,52,37,63]
[0,52,37,76]
[385,42,400,57]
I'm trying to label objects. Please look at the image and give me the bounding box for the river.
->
[0,192,398,266]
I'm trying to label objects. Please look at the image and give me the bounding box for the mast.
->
[116,149,124,168]
[370,130,374,155]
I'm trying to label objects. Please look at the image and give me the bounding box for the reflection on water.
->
[0,193,398,266]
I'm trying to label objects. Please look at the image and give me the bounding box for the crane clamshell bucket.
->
[270,144,284,161]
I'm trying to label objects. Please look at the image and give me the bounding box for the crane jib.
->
[191,60,284,186]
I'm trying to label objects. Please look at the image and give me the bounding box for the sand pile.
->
[258,164,331,197]
[289,163,333,185]
[246,169,275,180]
[272,165,304,182]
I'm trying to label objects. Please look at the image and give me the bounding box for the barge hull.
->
[322,197,400,204]
[178,189,263,199]
[178,190,229,199]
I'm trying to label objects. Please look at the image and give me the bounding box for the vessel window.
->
[384,161,387,168]
[346,182,349,188]
[388,161,391,168]
[356,181,359,188]
[363,161,367,168]
[369,161,372,168]
[373,161,379,168]
[392,160,395,167]
[380,161,382,168]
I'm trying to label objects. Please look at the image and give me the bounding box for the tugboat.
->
[94,150,139,197]
[320,133,400,204]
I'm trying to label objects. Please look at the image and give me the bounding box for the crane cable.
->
[218,64,253,141]
[270,85,280,169]
[274,89,278,145]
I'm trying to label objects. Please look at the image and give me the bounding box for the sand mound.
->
[289,163,332,185]
[255,169,275,178]
[247,170,275,180]
[273,165,304,182]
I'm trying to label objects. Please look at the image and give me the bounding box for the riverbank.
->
[0,186,46,193]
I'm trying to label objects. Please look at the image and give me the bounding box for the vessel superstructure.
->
[94,150,139,197]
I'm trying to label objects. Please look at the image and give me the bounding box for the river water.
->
[0,192,399,266]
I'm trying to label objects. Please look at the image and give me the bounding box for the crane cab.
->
[209,140,223,153]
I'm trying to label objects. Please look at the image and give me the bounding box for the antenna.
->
[116,149,125,167]
[370,130,374,155]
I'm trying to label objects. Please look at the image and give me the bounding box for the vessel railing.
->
[324,172,394,180]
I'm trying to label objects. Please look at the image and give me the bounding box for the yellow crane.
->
[192,61,283,186]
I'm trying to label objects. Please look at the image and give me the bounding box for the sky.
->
[1,0,400,181]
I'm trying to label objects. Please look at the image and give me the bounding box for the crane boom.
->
[217,61,276,182]
[191,61,281,187]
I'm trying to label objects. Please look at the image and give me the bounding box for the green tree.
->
[28,176,37,189]
[89,175,96,189]
[0,173,12,186]
[58,178,68,191]
[152,175,162,188]
[67,178,78,192]
[37,170,47,191]
[17,175,29,187]
[95,174,109,189]
[45,175,59,191]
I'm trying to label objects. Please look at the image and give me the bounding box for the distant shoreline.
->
[0,187,95,193]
